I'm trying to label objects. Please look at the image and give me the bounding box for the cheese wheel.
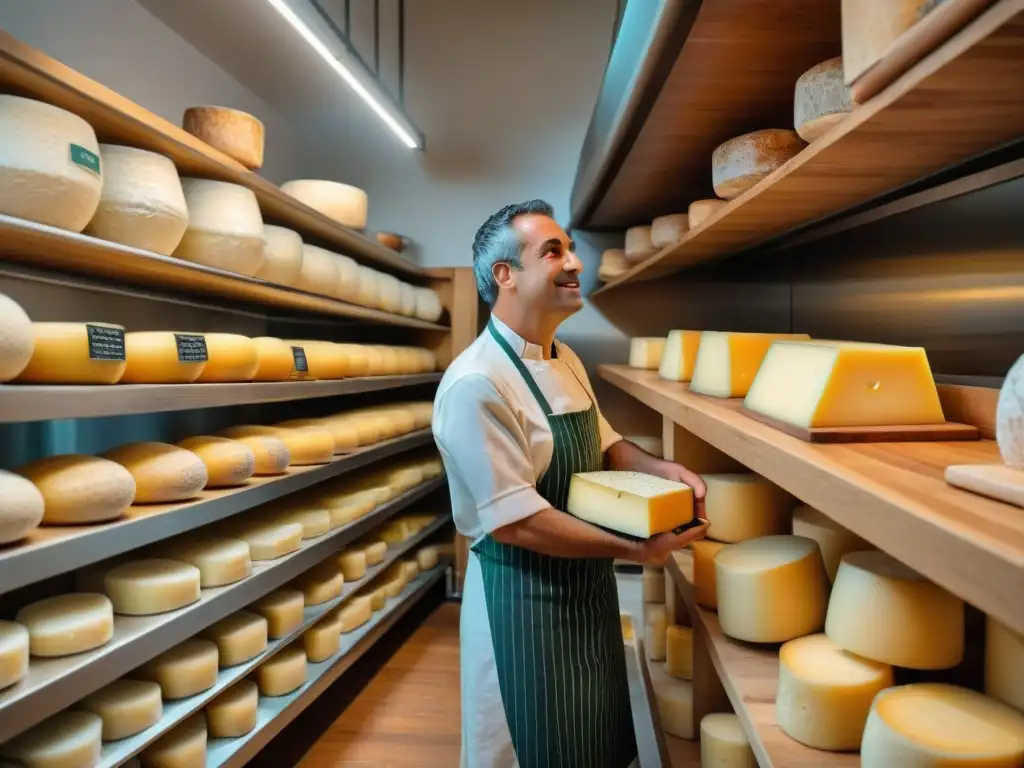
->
[176,436,254,489]
[79,678,163,741]
[413,288,443,323]
[262,503,331,539]
[651,214,689,248]
[255,646,307,696]
[665,625,693,680]
[159,535,251,587]
[85,144,188,255]
[791,504,872,582]
[376,273,403,314]
[598,248,630,282]
[194,333,258,382]
[997,353,1024,467]
[861,684,1024,767]
[257,225,304,286]
[281,179,368,229]
[700,713,755,768]
[279,418,360,453]
[0,710,103,768]
[296,245,340,297]
[0,292,33,382]
[400,559,419,583]
[337,550,367,581]
[642,566,665,603]
[658,329,702,383]
[222,520,303,561]
[183,105,265,169]
[288,340,345,379]
[691,539,727,610]
[649,662,695,739]
[102,442,207,503]
[233,435,291,475]
[0,95,102,232]
[138,639,219,699]
[688,199,727,229]
[628,337,665,369]
[713,130,806,200]
[334,254,360,302]
[206,680,258,738]
[250,589,305,639]
[16,454,135,524]
[358,540,388,566]
[363,586,386,612]
[15,322,127,384]
[777,633,893,750]
[326,498,374,529]
[417,546,439,571]
[703,473,794,542]
[825,550,964,669]
[0,621,29,690]
[140,713,206,768]
[250,336,296,381]
[105,558,201,615]
[716,535,828,643]
[398,282,417,315]
[303,615,341,662]
[355,266,380,307]
[292,562,344,606]
[122,332,208,383]
[794,57,853,143]
[987,616,1024,713]
[174,178,265,276]
[201,610,268,666]
[336,595,372,633]
[381,574,404,599]
[219,425,333,465]
[0,469,44,544]
[379,520,411,545]
[16,593,113,657]
[645,604,667,662]
[566,470,693,538]
[842,0,951,88]
[690,331,811,398]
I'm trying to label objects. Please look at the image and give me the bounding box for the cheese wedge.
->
[658,330,702,382]
[690,331,811,398]
[628,337,665,370]
[566,471,693,538]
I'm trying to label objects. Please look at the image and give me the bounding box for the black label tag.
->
[291,345,309,373]
[175,334,208,363]
[86,324,126,361]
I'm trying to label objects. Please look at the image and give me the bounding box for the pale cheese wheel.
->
[792,504,872,582]
[665,625,693,680]
[413,288,443,322]
[398,282,417,316]
[987,616,1024,714]
[715,535,828,643]
[355,266,380,307]
[105,558,201,615]
[206,680,258,738]
[292,561,344,606]
[692,540,727,610]
[825,550,964,669]
[360,347,387,378]
[777,633,893,750]
[122,332,207,383]
[279,418,360,453]
[0,621,29,690]
[233,435,291,475]
[220,424,333,465]
[257,225,304,286]
[222,520,303,561]
[794,57,853,143]
[337,550,368,581]
[381,574,404,598]
[651,214,689,248]
[0,469,44,544]
[16,593,113,657]
[325,498,374,529]
[281,179,368,229]
[195,333,259,382]
[16,454,135,524]
[861,684,1024,767]
[642,566,665,603]
[250,589,305,639]
[645,604,667,662]
[201,610,268,666]
[102,442,207,503]
[700,714,755,768]
[598,248,629,282]
[262,503,331,539]
[334,254,360,302]
[183,105,264,169]
[159,535,251,588]
[704,473,794,543]
[688,199,727,229]
[649,662,695,739]
[255,645,307,696]
[364,586,386,612]
[138,639,219,699]
[416,546,439,571]
[376,273,403,314]
[303,615,341,662]
[0,710,102,768]
[174,178,265,276]
[0,292,33,382]
[296,245,340,297]
[359,540,388,566]
[400,559,420,583]
[140,713,206,768]
[15,322,127,384]
[0,96,102,232]
[997,353,1024,468]
[712,130,806,200]
[85,144,188,255]
[624,225,657,264]
[176,436,254,489]
[336,595,372,633]
[251,336,297,381]
[79,678,163,741]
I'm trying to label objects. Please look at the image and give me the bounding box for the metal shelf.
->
[97,516,452,768]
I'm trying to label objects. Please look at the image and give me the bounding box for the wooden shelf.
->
[666,551,858,768]
[592,0,1024,295]
[599,365,1024,635]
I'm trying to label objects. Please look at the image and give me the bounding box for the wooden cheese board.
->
[739,406,979,443]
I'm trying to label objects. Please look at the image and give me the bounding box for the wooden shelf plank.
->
[592,0,1024,295]
[599,365,1024,635]
[666,551,859,768]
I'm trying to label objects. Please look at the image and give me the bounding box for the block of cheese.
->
[628,337,666,369]
[645,604,667,661]
[183,105,264,169]
[598,248,629,282]
[700,714,755,768]
[194,333,259,382]
[0,469,44,544]
[643,566,666,603]
[233,434,291,475]
[664,425,744,473]
[220,424,334,465]
[122,331,208,383]
[998,353,1024,467]
[794,57,853,143]
[691,539,728,610]
[173,178,265,276]
[80,678,163,741]
[206,680,259,738]
[658,330,702,382]
[281,179,368,229]
[355,265,380,307]
[223,520,303,561]
[716,535,828,643]
[358,540,388,566]
[140,713,206,768]
[861,684,1024,767]
[255,646,307,696]
[334,254,361,303]
[417,546,439,571]
[665,625,693,680]
[0,95,102,232]
[987,616,1024,713]
[16,593,113,657]
[703,473,794,543]
[0,292,33,382]
[625,225,657,264]
[201,610,268,666]
[337,595,373,633]
[16,454,135,524]
[0,621,28,690]
[688,199,727,230]
[257,225,304,286]
[303,615,342,662]
[777,633,893,750]
[279,418,360,454]
[0,710,102,768]
[651,214,689,248]
[159,535,251,587]
[85,144,188,255]
[826,550,964,669]
[712,130,806,200]
[649,662,695,739]
[296,244,340,297]
[413,288,443,323]
[745,340,945,428]
[792,504,871,582]
[262,503,331,539]
[292,562,344,606]
[251,589,305,638]
[337,550,367,581]
[567,471,693,538]
[102,442,207,503]
[398,282,417,316]
[690,331,811,398]
[177,436,254,488]
[15,322,127,384]
[105,559,201,615]
[250,336,296,381]
[138,638,219,699]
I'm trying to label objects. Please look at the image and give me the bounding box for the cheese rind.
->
[281,179,368,229]
[651,214,689,248]
[159,535,251,587]
[15,322,127,384]
[255,646,307,696]
[177,436,254,488]
[140,713,207,768]
[292,562,344,606]
[219,424,333,465]
[337,550,368,581]
[258,224,304,287]
[297,245,340,297]
[649,662,695,739]
[233,435,291,475]
[0,469,45,544]
[629,337,665,370]
[567,471,693,538]
[690,331,811,398]
[987,616,1024,713]
[251,589,305,638]
[174,178,265,276]
[0,710,103,768]
[691,540,728,610]
[206,680,259,738]
[712,130,806,200]
[996,353,1024,468]
[700,713,756,768]
[625,225,657,263]
[183,105,264,169]
[416,546,439,571]
[0,621,29,690]
[16,593,113,657]
[104,558,201,615]
[0,292,33,382]
[658,330,702,382]
[17,454,135,524]
[688,199,727,229]
[304,616,341,662]
[195,333,259,382]
[791,504,871,582]
[703,473,794,543]
[138,639,219,699]
[123,332,207,383]
[102,442,207,503]
[665,625,694,680]
[336,595,373,633]
[79,679,163,741]
[794,57,853,143]
[201,610,269,666]
[251,337,297,382]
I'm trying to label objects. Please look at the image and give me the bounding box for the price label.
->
[86,324,126,361]
[291,346,309,373]
[175,334,208,363]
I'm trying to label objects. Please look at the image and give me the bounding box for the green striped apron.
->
[471,320,637,767]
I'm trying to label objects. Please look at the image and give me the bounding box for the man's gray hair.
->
[472,199,554,305]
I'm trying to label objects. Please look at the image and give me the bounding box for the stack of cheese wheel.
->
[174,178,265,277]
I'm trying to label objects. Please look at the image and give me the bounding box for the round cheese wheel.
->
[715,535,828,642]
[281,179,368,229]
[398,282,417,316]
[0,292,34,382]
[997,353,1024,467]
[0,469,44,544]
[334,254,360,302]
[201,610,268,666]
[416,546,439,571]
[861,684,1024,767]
[80,678,163,741]
[222,520,303,561]
[0,621,29,690]
[791,504,872,582]
[297,245,340,297]
[700,713,755,768]
[262,503,331,539]
[16,454,135,524]
[337,595,372,633]
[174,178,265,276]
[794,57,854,143]
[376,273,403,314]
[85,144,188,255]
[289,340,345,380]
[232,434,291,475]
[292,562,344,606]
[364,586,386,611]
[380,574,403,599]
[279,418,360,453]
[337,550,367,581]
[104,558,201,615]
[598,248,629,282]
[138,639,219,699]
[688,199,727,230]
[0,95,102,232]
[140,713,207,768]
[15,322,127,384]
[777,633,893,750]
[206,679,258,738]
[303,615,342,662]
[825,550,964,669]
[159,535,252,587]
[987,616,1024,713]
[255,646,307,696]
[177,435,254,488]
[355,266,380,307]
[648,662,695,739]
[250,589,305,638]
[102,442,207,503]
[359,540,388,566]
[223,425,334,465]
[624,225,657,264]
[16,593,114,657]
[651,214,689,249]
[195,333,259,382]
[712,130,806,200]
[413,288,443,322]
[257,224,304,286]
[122,331,207,383]
[360,347,387,378]
[704,473,794,542]
[251,337,296,381]
[183,105,265,169]
[0,710,102,768]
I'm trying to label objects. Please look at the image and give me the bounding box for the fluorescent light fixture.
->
[263,0,421,149]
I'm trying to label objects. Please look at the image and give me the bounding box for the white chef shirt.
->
[432,315,622,543]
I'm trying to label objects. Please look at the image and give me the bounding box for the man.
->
[433,200,710,768]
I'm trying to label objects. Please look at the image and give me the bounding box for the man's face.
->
[501,213,583,317]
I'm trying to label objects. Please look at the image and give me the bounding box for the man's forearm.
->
[605,438,666,475]
[490,507,641,561]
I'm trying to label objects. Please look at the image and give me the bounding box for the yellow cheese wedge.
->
[16,454,136,524]
[14,322,127,384]
[0,710,102,767]
[201,610,268,666]
[0,621,29,690]
[80,678,163,741]
[140,712,207,767]
[195,332,259,382]
[251,336,296,381]
[703,473,794,543]
[303,615,341,662]
[206,679,259,738]
[987,616,1024,713]
[221,520,303,561]
[567,471,693,537]
[628,337,665,369]
[690,331,811,398]
[122,331,207,383]
[250,589,305,639]
[233,434,291,475]
[158,535,251,587]
[700,713,755,768]
[336,595,372,633]
[138,639,219,699]
[691,539,728,610]
[102,442,207,503]
[177,435,254,488]
[292,562,344,606]
[791,504,872,582]
[255,646,307,696]
[16,593,113,657]
[104,559,201,615]
[337,550,367,581]
[645,604,667,662]
[665,625,693,680]
[658,330,702,382]
[648,662,695,739]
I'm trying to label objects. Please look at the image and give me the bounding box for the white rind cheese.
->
[987,616,1024,714]
[398,281,417,316]
[335,254,361,303]
[629,337,666,370]
[281,179,368,229]
[0,710,103,768]
[651,214,689,248]
[0,469,45,544]
[174,178,265,276]
[250,589,305,639]
[297,244,340,297]
[79,678,163,741]
[303,615,342,662]
[183,105,265,169]
[567,471,693,537]
[0,292,34,382]
[625,225,657,263]
[16,454,136,524]
[222,520,303,561]
[355,266,380,307]
[997,353,1024,468]
[123,332,207,384]
[140,713,207,768]
[712,130,806,200]
[700,713,756,768]
[158,535,251,587]
[206,679,259,738]
[258,225,304,286]
[413,288,443,323]
[102,442,207,503]
[138,639,219,700]
[336,595,373,633]
[794,57,854,143]
[255,646,307,696]
[649,662,695,739]
[201,610,269,667]
[104,559,201,616]
[16,593,114,657]
[703,473,794,543]
[292,561,344,606]
[177,436,254,488]
[791,504,872,582]
[0,621,29,690]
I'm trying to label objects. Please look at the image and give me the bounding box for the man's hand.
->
[651,460,707,520]
[634,518,711,566]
